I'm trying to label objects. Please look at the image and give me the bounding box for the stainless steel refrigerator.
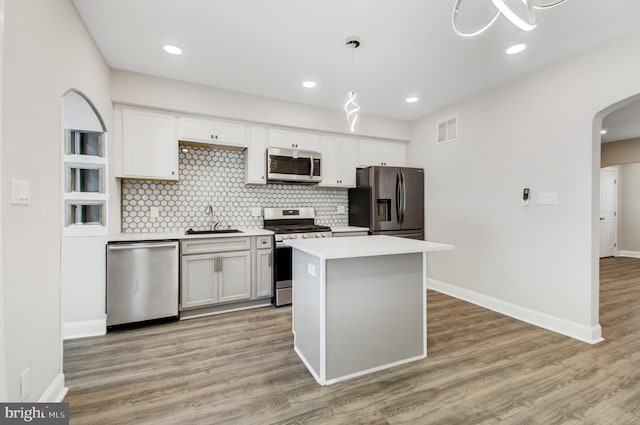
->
[348,166,424,240]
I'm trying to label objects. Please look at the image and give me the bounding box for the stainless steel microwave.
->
[267,147,321,183]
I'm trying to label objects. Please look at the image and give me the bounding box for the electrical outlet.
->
[251,207,262,217]
[20,367,31,400]
[149,206,159,218]
[307,263,316,277]
[337,205,346,214]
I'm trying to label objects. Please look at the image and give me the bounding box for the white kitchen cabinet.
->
[268,128,319,151]
[357,139,407,167]
[180,237,251,309]
[255,249,273,298]
[178,116,246,148]
[118,107,178,180]
[217,251,252,303]
[320,136,357,188]
[245,126,268,185]
[181,253,218,309]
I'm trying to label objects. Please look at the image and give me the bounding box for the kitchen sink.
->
[185,229,243,235]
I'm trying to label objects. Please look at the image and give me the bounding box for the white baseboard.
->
[616,250,640,258]
[63,319,106,340]
[39,373,67,402]
[427,278,603,345]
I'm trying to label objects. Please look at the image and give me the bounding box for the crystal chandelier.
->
[452,0,568,37]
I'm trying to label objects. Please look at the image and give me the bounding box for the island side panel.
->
[325,253,424,381]
[292,249,323,379]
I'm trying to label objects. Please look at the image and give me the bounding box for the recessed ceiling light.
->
[302,81,317,89]
[405,97,419,103]
[601,129,608,135]
[163,45,182,55]
[506,44,527,55]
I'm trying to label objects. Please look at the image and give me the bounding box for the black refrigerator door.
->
[399,167,424,231]
[371,166,401,232]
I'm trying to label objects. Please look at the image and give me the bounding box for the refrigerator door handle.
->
[400,172,407,223]
[396,173,401,224]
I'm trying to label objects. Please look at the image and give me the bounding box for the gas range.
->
[263,208,332,244]
[263,207,332,307]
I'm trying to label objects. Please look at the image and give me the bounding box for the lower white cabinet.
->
[255,248,273,298]
[181,251,251,309]
[180,235,272,311]
[217,251,252,303]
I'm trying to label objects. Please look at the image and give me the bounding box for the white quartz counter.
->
[284,235,453,259]
[108,228,273,242]
[330,226,370,234]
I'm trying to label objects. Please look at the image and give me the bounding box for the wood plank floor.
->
[64,257,640,424]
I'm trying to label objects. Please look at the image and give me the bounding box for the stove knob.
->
[302,234,308,239]
[315,233,322,238]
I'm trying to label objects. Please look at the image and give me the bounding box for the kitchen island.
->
[284,235,453,385]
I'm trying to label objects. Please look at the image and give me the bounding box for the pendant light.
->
[344,37,361,133]
[452,0,568,38]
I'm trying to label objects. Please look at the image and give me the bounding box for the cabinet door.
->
[218,251,251,303]
[357,139,407,167]
[179,116,214,142]
[122,109,178,180]
[179,117,246,147]
[245,126,268,185]
[268,129,319,151]
[256,249,273,298]
[320,136,356,188]
[181,254,217,309]
[216,121,246,147]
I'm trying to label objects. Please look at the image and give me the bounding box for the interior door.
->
[399,168,424,231]
[600,167,617,258]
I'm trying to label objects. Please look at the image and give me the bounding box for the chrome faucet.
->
[205,204,219,230]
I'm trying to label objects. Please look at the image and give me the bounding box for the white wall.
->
[110,70,410,141]
[409,29,640,343]
[1,0,111,401]
[618,163,640,252]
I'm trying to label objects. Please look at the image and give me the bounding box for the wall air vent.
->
[437,114,458,144]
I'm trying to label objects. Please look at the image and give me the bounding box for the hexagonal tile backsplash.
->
[121,147,349,233]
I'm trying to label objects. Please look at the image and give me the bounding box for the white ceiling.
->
[73,0,640,121]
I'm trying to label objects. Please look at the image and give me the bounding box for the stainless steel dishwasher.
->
[106,240,179,326]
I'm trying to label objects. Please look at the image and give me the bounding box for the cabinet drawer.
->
[255,236,272,249]
[181,237,251,254]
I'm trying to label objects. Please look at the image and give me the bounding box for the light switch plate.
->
[10,178,30,205]
[150,206,159,218]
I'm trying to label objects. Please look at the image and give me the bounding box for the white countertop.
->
[330,226,370,233]
[284,235,454,259]
[108,228,273,242]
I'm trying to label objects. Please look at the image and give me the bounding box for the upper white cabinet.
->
[268,129,319,151]
[245,126,268,185]
[178,116,246,148]
[117,107,178,180]
[320,136,357,188]
[357,138,407,167]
